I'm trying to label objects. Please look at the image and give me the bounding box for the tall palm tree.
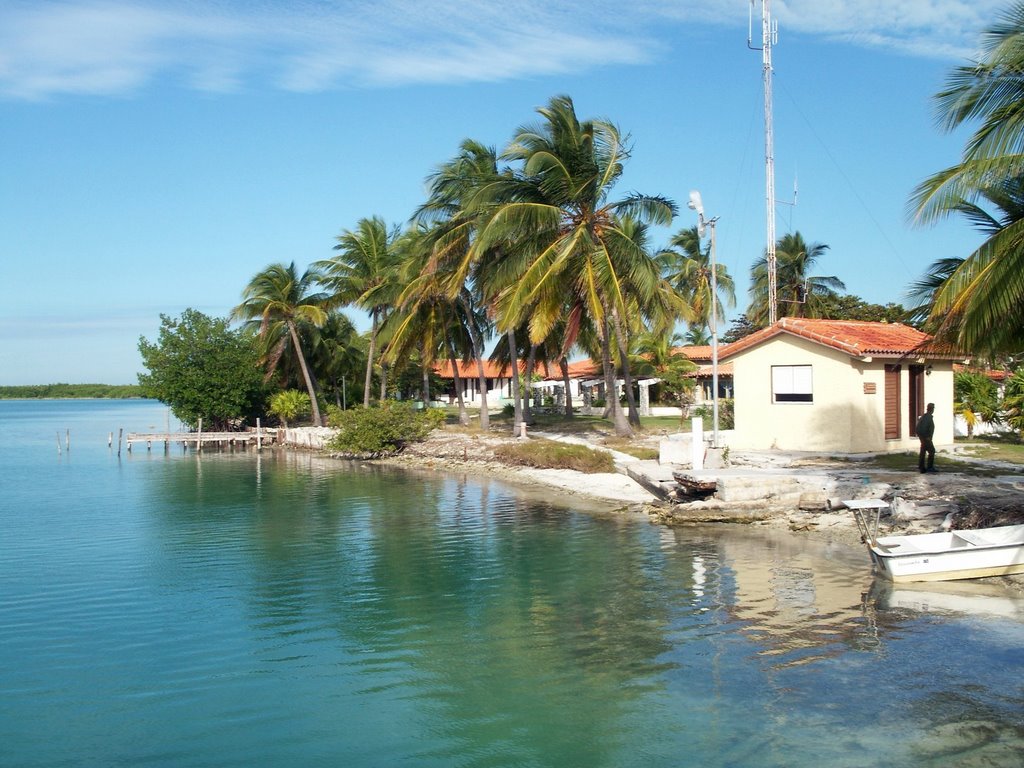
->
[415,147,517,430]
[316,216,403,407]
[386,226,482,425]
[658,224,736,334]
[910,4,1024,354]
[233,262,328,426]
[748,232,844,326]
[474,95,676,436]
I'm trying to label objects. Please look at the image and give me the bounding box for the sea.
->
[1,398,1022,767]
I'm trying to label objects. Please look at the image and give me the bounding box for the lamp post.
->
[687,190,720,448]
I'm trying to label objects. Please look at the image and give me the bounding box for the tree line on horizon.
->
[140,3,1024,436]
[0,383,145,400]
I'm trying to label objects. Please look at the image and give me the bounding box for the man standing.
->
[917,402,936,473]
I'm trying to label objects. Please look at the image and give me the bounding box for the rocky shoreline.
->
[376,427,1024,543]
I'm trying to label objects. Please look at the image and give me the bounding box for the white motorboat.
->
[845,498,1024,582]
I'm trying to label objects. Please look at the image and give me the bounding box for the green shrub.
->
[692,398,734,430]
[326,401,445,457]
[269,389,310,427]
[493,439,615,473]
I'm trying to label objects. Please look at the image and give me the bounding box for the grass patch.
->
[854,451,1004,477]
[492,439,615,473]
[957,436,1024,465]
[600,436,659,460]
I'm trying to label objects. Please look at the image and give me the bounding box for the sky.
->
[0,0,1009,385]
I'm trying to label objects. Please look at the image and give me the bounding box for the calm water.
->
[1,399,1022,767]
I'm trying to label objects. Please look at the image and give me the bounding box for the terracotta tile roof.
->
[719,318,964,360]
[566,359,601,378]
[670,345,714,361]
[433,360,522,378]
[954,364,1010,381]
[687,362,733,378]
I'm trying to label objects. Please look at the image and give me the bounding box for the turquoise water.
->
[1,399,1022,767]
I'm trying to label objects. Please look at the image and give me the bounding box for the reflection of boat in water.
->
[869,578,1024,620]
[845,499,1024,582]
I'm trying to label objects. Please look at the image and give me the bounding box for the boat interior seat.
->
[952,531,988,547]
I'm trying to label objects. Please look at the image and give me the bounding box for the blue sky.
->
[0,0,1006,385]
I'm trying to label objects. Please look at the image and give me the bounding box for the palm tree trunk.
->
[458,291,489,430]
[523,344,538,424]
[364,311,377,408]
[379,362,388,401]
[422,366,430,404]
[612,308,642,428]
[599,318,631,437]
[507,328,523,435]
[446,336,469,425]
[288,321,323,426]
[560,356,573,417]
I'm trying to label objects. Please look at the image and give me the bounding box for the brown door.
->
[885,365,901,440]
[908,365,925,436]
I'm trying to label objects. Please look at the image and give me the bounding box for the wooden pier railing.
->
[125,428,276,451]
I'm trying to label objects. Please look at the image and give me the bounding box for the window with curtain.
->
[772,365,813,403]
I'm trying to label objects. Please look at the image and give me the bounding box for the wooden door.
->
[884,365,901,440]
[908,365,925,436]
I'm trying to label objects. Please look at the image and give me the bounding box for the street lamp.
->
[687,190,720,448]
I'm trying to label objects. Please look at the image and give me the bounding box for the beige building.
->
[719,318,964,453]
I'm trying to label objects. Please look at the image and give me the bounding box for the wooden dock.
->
[125,428,276,451]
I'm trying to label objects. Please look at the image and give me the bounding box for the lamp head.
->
[687,190,704,216]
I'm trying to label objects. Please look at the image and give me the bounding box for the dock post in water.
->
[56,431,62,455]
[257,418,262,451]
[65,429,70,452]
[108,431,113,448]
[197,418,203,453]
[117,428,123,457]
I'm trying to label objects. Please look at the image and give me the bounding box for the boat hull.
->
[870,525,1024,583]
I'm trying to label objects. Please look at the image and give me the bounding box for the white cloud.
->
[0,0,1006,100]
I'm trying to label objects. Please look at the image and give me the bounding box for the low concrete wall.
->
[659,430,735,466]
[279,426,336,450]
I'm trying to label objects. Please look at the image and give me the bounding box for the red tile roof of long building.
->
[432,360,524,378]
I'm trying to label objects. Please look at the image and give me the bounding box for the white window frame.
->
[772,364,813,403]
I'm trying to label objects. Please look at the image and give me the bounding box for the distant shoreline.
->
[0,384,145,400]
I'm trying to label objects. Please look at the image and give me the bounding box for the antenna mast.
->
[749,0,778,325]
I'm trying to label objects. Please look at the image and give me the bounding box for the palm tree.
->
[386,226,481,425]
[953,370,1000,438]
[910,176,1024,354]
[683,325,711,346]
[474,95,676,436]
[316,216,402,407]
[415,140,519,432]
[748,232,844,326]
[309,310,365,409]
[1003,368,1024,436]
[910,5,1024,355]
[904,256,964,326]
[658,224,736,334]
[233,262,328,426]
